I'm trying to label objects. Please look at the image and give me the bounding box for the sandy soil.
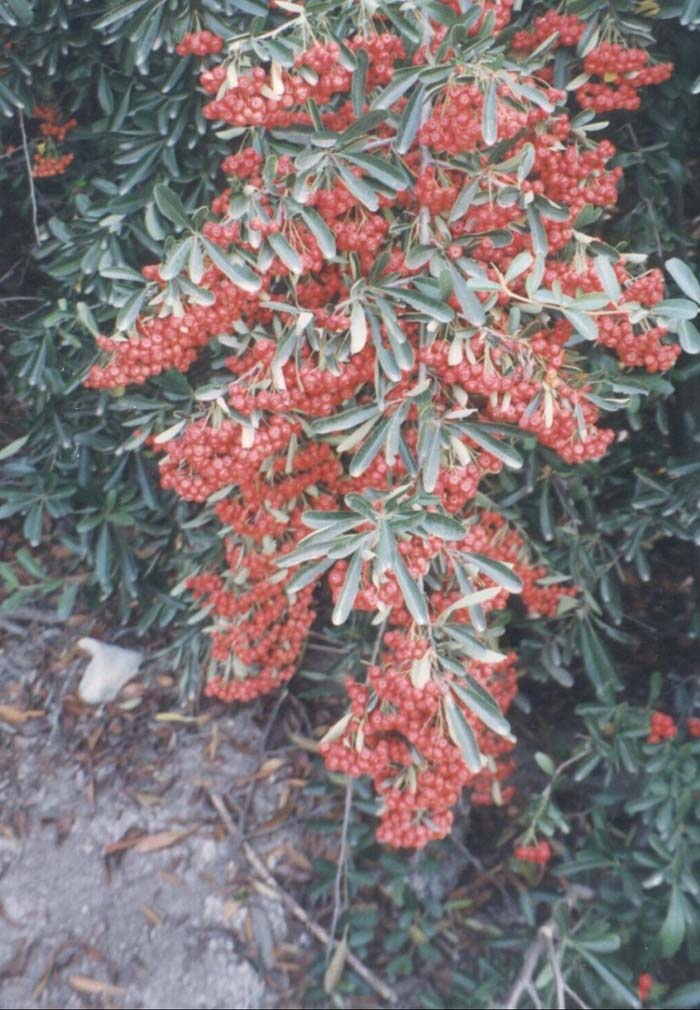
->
[0,610,313,1010]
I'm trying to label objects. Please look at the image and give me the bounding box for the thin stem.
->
[18,110,41,247]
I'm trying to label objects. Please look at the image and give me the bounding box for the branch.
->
[207,791,398,1005]
[504,928,548,1010]
[18,110,41,247]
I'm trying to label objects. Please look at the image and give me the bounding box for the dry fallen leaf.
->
[132,828,195,853]
[140,904,164,927]
[324,929,349,994]
[0,704,45,725]
[69,976,126,997]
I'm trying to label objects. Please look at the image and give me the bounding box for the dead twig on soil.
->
[207,790,399,1006]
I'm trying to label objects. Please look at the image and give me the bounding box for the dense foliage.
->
[1,1,700,1007]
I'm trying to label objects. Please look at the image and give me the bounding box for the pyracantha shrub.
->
[85,0,699,848]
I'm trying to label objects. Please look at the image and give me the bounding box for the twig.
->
[327,778,353,957]
[0,614,26,637]
[1,605,64,625]
[237,689,288,837]
[565,983,591,1010]
[544,924,566,1010]
[207,790,399,1005]
[525,981,543,1009]
[18,110,41,247]
[504,928,548,1010]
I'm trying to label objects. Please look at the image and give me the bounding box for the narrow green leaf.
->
[349,418,390,477]
[462,552,523,593]
[461,423,523,469]
[420,511,465,541]
[153,184,192,231]
[450,678,511,736]
[269,232,303,274]
[393,550,428,624]
[660,886,686,958]
[201,239,261,293]
[332,549,364,625]
[444,623,507,665]
[482,78,498,146]
[444,696,483,772]
[563,308,598,341]
[396,84,425,155]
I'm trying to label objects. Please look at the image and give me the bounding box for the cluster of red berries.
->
[85,3,682,847]
[647,711,677,744]
[321,637,519,848]
[32,151,74,178]
[687,717,700,738]
[175,30,224,56]
[577,44,672,113]
[30,104,76,178]
[514,840,552,865]
[637,973,653,1003]
[512,11,585,51]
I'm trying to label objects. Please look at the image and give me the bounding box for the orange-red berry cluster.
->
[175,30,224,56]
[514,840,552,865]
[647,711,677,744]
[30,104,76,178]
[85,2,680,847]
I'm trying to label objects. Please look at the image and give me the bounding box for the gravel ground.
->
[0,610,312,1010]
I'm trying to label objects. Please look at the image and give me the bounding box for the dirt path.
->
[0,612,310,1009]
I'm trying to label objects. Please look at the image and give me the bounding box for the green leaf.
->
[579,622,621,694]
[332,549,364,626]
[444,623,507,665]
[573,948,640,1008]
[201,239,261,293]
[526,205,548,256]
[160,237,193,281]
[394,288,454,323]
[93,0,151,30]
[349,418,390,477]
[658,982,700,1009]
[343,153,410,191]
[116,288,148,332]
[679,320,700,354]
[448,178,480,224]
[336,163,379,211]
[299,207,336,259]
[0,434,30,461]
[351,48,368,117]
[450,678,511,736]
[659,886,686,958]
[657,298,699,321]
[563,308,598,341]
[269,232,303,274]
[460,423,523,469]
[420,511,465,541]
[153,184,192,231]
[595,256,621,301]
[505,252,533,284]
[396,84,425,155]
[393,551,428,625]
[444,696,482,772]
[448,266,486,325]
[666,258,700,303]
[313,405,380,435]
[286,558,335,594]
[482,78,498,146]
[461,552,523,593]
